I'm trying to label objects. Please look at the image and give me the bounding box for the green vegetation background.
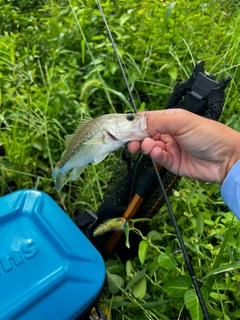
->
[0,0,240,319]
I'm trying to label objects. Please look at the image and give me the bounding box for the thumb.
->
[142,109,202,137]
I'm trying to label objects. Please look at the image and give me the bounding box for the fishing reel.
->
[165,60,232,119]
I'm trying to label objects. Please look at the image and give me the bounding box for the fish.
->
[52,113,149,191]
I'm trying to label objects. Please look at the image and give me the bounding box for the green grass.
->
[1,0,240,319]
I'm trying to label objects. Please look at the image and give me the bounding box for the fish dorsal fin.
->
[64,117,94,146]
[75,116,94,133]
[64,134,74,147]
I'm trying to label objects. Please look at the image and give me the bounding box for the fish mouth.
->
[107,131,118,141]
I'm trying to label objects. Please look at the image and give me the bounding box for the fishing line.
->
[151,161,209,319]
[95,0,137,113]
[127,153,142,205]
[95,1,210,319]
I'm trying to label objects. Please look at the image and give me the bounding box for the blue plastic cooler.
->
[0,190,105,320]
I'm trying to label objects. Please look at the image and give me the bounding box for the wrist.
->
[223,134,240,184]
[226,153,240,179]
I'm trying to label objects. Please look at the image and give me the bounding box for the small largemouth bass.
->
[52,113,149,191]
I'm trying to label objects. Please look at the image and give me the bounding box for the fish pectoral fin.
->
[94,152,109,164]
[83,136,104,145]
[64,134,74,147]
[70,165,88,181]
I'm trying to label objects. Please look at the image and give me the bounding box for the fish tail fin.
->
[52,168,65,191]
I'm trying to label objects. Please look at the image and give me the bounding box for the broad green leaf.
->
[138,240,149,265]
[108,61,119,75]
[148,256,160,276]
[89,58,103,65]
[185,289,203,320]
[133,276,147,299]
[168,68,178,81]
[91,35,105,41]
[106,271,124,294]
[204,219,215,226]
[105,259,124,274]
[162,275,192,298]
[119,13,131,26]
[208,308,223,317]
[126,260,133,274]
[112,295,123,302]
[233,310,240,318]
[212,282,227,291]
[210,292,229,301]
[165,245,172,256]
[184,288,209,320]
[125,267,147,291]
[148,230,162,241]
[158,253,177,270]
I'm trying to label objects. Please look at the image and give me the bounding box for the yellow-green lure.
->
[93,218,127,237]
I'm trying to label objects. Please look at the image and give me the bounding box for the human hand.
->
[128,109,240,184]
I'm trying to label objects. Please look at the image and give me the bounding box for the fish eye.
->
[127,114,135,121]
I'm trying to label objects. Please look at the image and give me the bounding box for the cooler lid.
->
[0,190,105,320]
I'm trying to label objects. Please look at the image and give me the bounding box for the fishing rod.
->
[95,1,138,114]
[94,0,211,319]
